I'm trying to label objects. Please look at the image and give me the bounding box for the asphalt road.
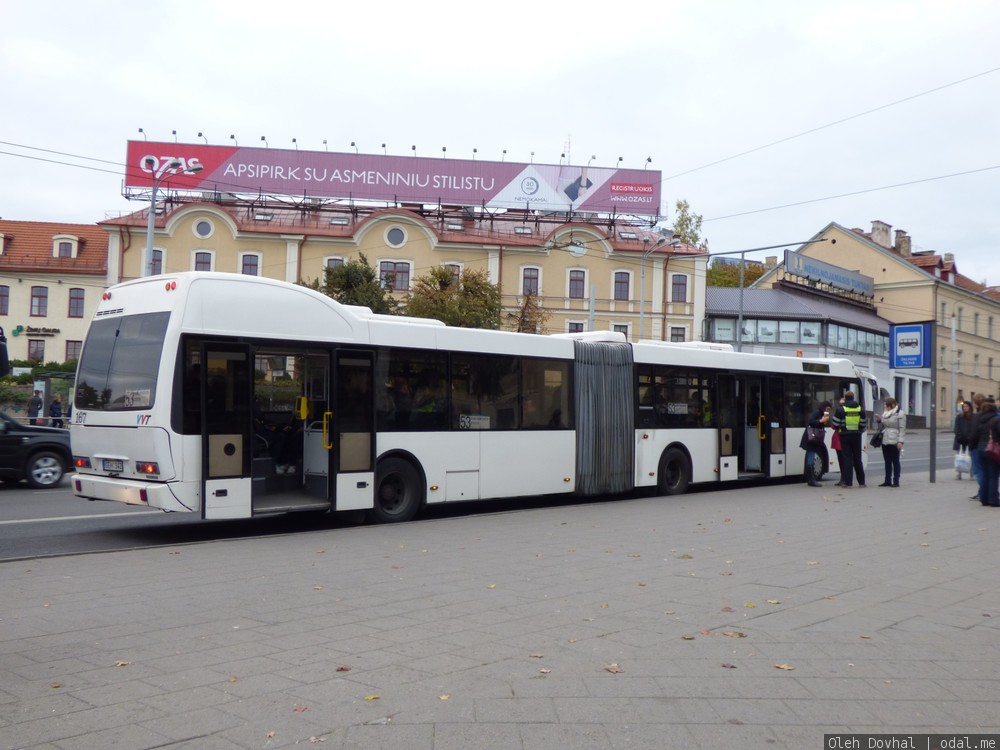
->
[0,428,965,562]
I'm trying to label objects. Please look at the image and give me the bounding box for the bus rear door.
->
[200,342,253,519]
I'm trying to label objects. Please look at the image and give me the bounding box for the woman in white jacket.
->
[876,397,906,487]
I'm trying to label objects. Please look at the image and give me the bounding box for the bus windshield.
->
[75,312,171,410]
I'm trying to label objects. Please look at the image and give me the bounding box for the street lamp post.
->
[144,158,203,276]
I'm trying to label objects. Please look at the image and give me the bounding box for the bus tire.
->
[657,448,690,496]
[26,451,66,489]
[372,457,422,524]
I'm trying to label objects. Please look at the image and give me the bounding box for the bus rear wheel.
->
[657,448,691,496]
[372,457,422,524]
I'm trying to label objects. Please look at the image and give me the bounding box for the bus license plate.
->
[103,459,124,472]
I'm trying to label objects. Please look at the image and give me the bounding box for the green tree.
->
[406,266,501,329]
[672,199,708,250]
[505,292,550,334]
[706,259,767,287]
[306,253,398,314]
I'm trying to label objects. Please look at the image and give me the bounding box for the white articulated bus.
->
[70,273,877,522]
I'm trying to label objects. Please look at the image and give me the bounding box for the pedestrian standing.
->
[876,397,905,487]
[27,389,43,425]
[800,400,831,487]
[954,400,976,480]
[49,395,64,429]
[831,390,866,487]
[974,399,998,505]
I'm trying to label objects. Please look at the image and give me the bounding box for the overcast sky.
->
[2,1,998,283]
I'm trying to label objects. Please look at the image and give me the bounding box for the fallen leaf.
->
[681,635,696,640]
[567,638,577,643]
[530,653,544,658]
[293,706,308,712]
[638,582,647,586]
[700,629,711,635]
[743,602,757,609]
[439,695,450,700]
[722,631,747,638]
[364,694,380,701]
[766,599,781,605]
[919,543,930,547]
[724,518,732,522]
[266,731,276,738]
[399,545,407,549]
[228,676,239,683]
[722,663,737,669]
[807,561,819,565]
[539,668,551,674]
[774,663,795,671]
[860,635,872,640]
[50,682,63,689]
[313,586,323,590]
[721,606,735,612]
[309,737,326,743]
[720,571,732,576]
[335,666,352,672]
[664,610,676,615]
[600,603,609,608]
[114,660,130,667]
[676,553,693,559]
[605,663,624,673]
[486,584,497,589]
[883,679,893,684]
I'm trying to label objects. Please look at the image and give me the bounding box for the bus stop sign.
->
[890,323,931,368]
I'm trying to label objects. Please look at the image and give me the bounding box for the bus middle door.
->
[328,351,375,512]
[200,342,253,519]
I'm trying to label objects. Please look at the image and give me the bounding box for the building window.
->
[194,251,213,271]
[522,267,540,297]
[0,285,8,315]
[67,288,85,318]
[974,312,980,336]
[66,340,83,362]
[386,227,406,247]
[380,261,410,291]
[194,220,214,239]
[613,324,629,338]
[151,249,163,275]
[990,358,995,380]
[974,353,980,375]
[52,235,78,258]
[568,322,584,333]
[30,286,48,316]
[670,326,686,342]
[569,270,586,299]
[614,271,630,301]
[940,302,947,325]
[446,263,461,286]
[671,274,687,303]
[27,340,45,362]
[241,254,260,276]
[326,257,345,269]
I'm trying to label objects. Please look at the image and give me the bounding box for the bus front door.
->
[329,351,375,512]
[740,375,766,475]
[200,342,253,519]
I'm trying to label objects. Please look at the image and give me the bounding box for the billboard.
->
[784,250,874,297]
[125,142,662,217]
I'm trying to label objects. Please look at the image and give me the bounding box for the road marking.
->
[0,511,163,525]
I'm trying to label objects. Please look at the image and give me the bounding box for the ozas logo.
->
[136,415,151,425]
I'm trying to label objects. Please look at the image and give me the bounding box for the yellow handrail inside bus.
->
[295,396,310,420]
[323,411,333,450]
[757,415,766,441]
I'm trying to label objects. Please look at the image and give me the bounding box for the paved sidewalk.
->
[1,472,998,749]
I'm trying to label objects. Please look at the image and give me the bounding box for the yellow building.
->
[760,219,1000,419]
[102,202,707,341]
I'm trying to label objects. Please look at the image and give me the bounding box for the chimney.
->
[765,255,777,268]
[871,220,892,247]
[894,229,911,257]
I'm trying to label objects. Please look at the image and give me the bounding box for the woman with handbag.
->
[953,400,975,479]
[799,400,831,487]
[876,397,905,487]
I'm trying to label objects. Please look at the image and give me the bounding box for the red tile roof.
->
[0,220,107,275]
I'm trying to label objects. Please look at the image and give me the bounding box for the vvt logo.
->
[136,415,151,425]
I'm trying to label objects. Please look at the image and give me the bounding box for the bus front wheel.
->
[372,457,422,524]
[657,448,691,496]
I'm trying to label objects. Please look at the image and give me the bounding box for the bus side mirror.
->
[295,396,309,420]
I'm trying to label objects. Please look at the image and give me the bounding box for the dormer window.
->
[52,234,80,259]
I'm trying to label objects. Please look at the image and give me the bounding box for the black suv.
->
[0,411,72,488]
